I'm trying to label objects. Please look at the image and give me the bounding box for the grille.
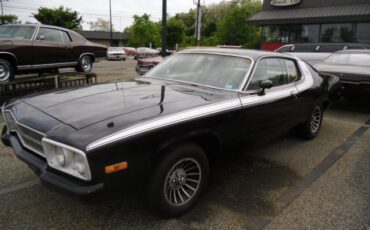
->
[3,111,45,157]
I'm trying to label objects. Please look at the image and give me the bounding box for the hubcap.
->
[0,63,10,82]
[164,158,201,206]
[310,106,321,133]
[81,57,91,71]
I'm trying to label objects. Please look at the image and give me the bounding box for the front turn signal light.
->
[105,161,128,174]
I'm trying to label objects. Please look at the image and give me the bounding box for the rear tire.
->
[75,55,93,73]
[296,104,323,140]
[0,58,14,82]
[147,142,209,218]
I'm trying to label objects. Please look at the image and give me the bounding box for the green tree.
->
[126,14,160,47]
[216,0,262,47]
[33,6,82,30]
[89,18,114,32]
[166,18,186,49]
[0,15,18,24]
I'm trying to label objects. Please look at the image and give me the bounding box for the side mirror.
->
[258,80,273,96]
[37,35,45,41]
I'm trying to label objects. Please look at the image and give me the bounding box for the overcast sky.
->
[4,0,232,31]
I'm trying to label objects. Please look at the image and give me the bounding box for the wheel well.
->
[151,132,222,169]
[0,54,17,71]
[80,54,95,63]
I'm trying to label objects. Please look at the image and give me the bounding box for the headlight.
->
[42,138,91,181]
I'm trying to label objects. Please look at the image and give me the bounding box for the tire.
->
[147,142,209,218]
[0,58,14,82]
[75,55,93,73]
[297,104,323,140]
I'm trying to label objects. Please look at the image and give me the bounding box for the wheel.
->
[297,104,323,140]
[0,58,14,82]
[147,142,209,218]
[76,55,93,73]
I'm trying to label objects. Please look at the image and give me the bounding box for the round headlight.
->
[73,153,86,174]
[55,147,65,166]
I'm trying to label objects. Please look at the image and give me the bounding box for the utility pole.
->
[0,0,9,24]
[161,0,167,57]
[109,0,113,47]
[195,0,201,46]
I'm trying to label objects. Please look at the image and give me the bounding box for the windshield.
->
[145,53,252,90]
[0,25,35,40]
[324,52,370,67]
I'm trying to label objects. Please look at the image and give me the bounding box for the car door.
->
[32,27,70,65]
[238,57,301,141]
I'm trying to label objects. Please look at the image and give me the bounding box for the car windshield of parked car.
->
[324,52,370,67]
[145,53,251,90]
[0,25,35,40]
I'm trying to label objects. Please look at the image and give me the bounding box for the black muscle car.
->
[315,50,370,97]
[1,48,341,217]
[0,24,107,82]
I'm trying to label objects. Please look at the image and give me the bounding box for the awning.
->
[248,4,370,25]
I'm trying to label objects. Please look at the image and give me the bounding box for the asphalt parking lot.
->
[0,60,369,229]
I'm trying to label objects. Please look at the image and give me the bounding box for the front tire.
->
[147,142,209,218]
[0,58,14,82]
[76,55,93,73]
[297,104,323,140]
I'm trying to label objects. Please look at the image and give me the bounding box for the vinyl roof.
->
[248,4,370,25]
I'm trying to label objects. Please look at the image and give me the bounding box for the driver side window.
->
[247,58,289,90]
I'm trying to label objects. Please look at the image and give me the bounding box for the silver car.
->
[106,47,126,61]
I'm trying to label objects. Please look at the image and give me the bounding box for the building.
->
[248,0,370,50]
[79,31,129,47]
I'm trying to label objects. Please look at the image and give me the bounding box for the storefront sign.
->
[271,0,301,6]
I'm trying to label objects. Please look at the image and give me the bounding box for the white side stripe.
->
[86,99,241,151]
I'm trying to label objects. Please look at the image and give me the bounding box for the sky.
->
[4,0,232,31]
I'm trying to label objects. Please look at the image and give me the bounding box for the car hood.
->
[21,78,238,130]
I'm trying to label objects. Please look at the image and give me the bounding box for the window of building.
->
[356,23,370,43]
[299,25,319,42]
[320,24,354,42]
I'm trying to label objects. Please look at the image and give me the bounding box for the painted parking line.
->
[245,119,370,230]
[0,179,40,196]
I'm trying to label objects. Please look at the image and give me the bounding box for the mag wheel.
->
[297,104,323,140]
[76,55,93,73]
[0,59,14,82]
[147,142,209,218]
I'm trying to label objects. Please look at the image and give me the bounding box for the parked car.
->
[2,48,341,217]
[123,47,137,56]
[276,43,370,65]
[106,47,126,61]
[136,56,164,75]
[0,24,107,82]
[135,47,160,59]
[315,49,370,97]
[155,47,173,56]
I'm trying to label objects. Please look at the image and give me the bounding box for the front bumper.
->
[1,126,104,197]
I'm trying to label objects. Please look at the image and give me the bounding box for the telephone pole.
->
[0,0,9,24]
[161,0,167,57]
[195,0,201,46]
[109,0,113,46]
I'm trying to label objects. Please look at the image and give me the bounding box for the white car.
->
[106,47,126,61]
